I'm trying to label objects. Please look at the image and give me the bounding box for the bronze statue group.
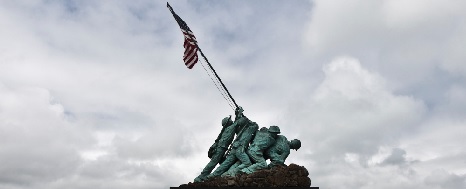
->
[194,106,301,182]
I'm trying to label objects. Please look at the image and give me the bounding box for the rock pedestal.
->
[178,164,315,188]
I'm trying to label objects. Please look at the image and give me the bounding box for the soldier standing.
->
[194,115,238,182]
[207,106,258,178]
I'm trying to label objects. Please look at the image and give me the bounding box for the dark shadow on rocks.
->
[180,164,311,187]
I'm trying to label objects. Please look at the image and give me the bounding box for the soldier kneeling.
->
[266,137,301,168]
[240,126,281,174]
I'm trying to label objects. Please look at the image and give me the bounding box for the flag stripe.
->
[168,10,200,69]
[185,53,197,67]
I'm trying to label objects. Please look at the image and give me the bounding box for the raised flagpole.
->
[195,47,239,109]
[167,2,239,110]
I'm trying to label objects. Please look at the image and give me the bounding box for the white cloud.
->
[0,82,91,187]
[289,57,426,157]
[305,0,466,85]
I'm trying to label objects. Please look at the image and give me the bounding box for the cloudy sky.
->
[1,0,465,188]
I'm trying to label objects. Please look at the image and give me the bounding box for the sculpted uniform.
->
[194,116,237,182]
[240,126,278,174]
[265,136,301,167]
[208,117,258,178]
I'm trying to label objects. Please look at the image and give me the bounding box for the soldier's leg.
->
[208,152,237,178]
[194,149,226,182]
[242,150,267,174]
[201,148,226,175]
[221,147,252,176]
[235,147,252,170]
[268,156,285,168]
[252,153,267,170]
[226,161,241,172]
[221,161,241,177]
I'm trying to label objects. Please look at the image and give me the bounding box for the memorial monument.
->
[166,2,317,188]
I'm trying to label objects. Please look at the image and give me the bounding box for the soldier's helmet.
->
[290,139,301,150]
[221,116,232,126]
[268,126,281,133]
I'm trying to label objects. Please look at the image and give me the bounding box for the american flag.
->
[167,4,199,69]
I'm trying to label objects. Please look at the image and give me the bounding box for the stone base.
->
[177,163,315,188]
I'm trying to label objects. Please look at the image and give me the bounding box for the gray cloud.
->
[425,169,466,189]
[380,148,416,166]
[0,82,92,187]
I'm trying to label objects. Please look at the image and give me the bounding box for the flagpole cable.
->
[166,2,239,110]
[197,46,239,110]
[209,63,235,110]
[199,58,236,110]
[202,57,236,108]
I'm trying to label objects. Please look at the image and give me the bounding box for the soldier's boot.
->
[221,171,233,177]
[236,162,252,170]
[204,175,213,180]
[240,167,254,174]
[194,173,209,182]
[241,161,267,174]
[220,161,241,177]
[222,168,240,177]
[221,168,237,177]
[205,172,221,180]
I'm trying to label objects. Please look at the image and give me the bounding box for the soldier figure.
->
[240,126,280,174]
[265,136,301,168]
[194,116,238,182]
[207,106,259,178]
